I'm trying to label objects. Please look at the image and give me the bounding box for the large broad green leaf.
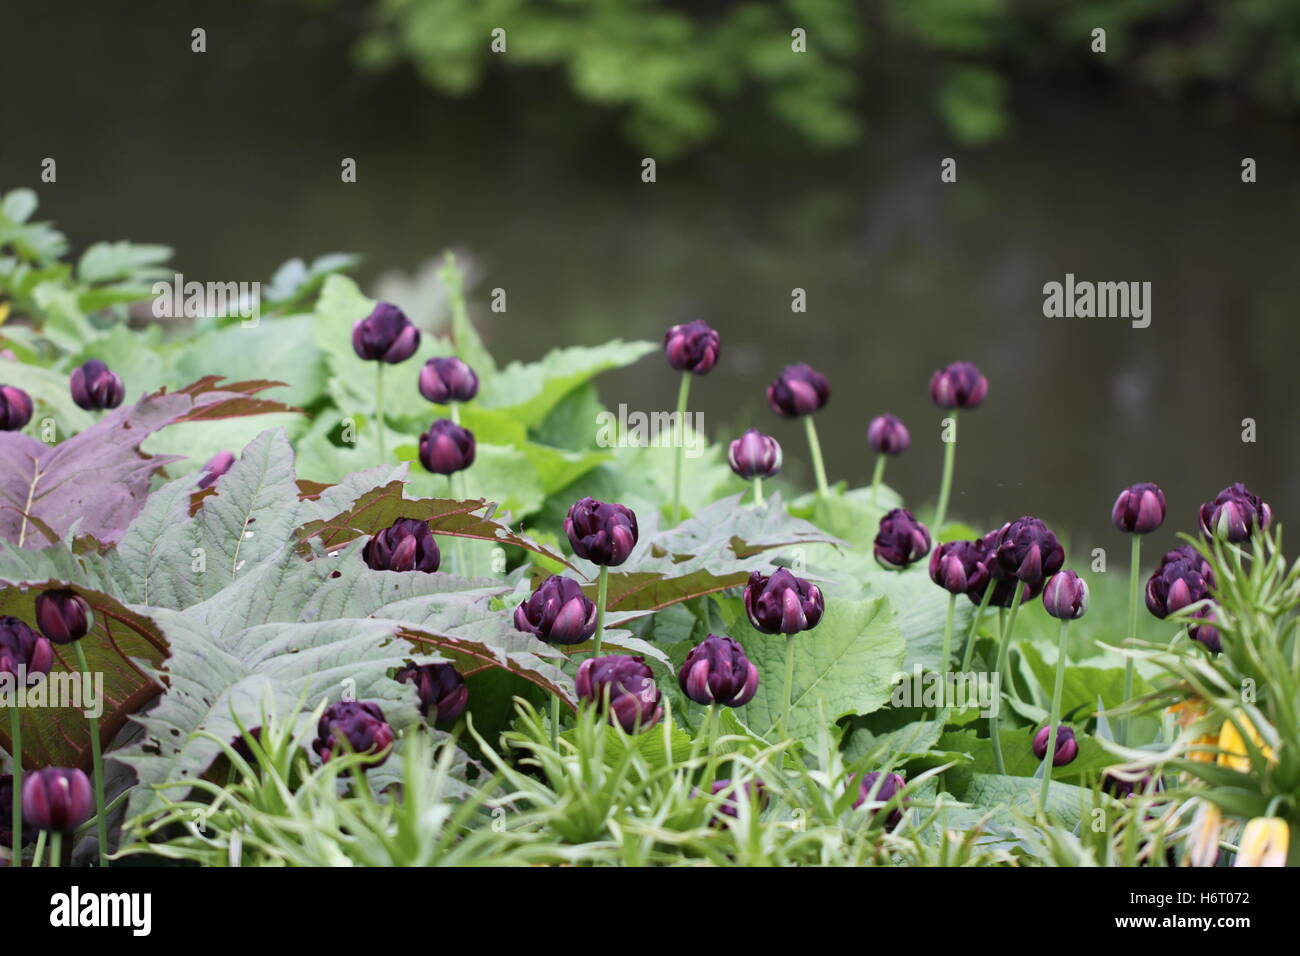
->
[961,773,1104,831]
[478,340,658,426]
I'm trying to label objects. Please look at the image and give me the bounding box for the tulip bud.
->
[1236,817,1290,868]
[0,616,52,683]
[564,497,638,567]
[418,419,476,475]
[1111,482,1166,534]
[866,414,909,455]
[351,302,421,363]
[663,320,720,374]
[197,450,236,490]
[928,362,988,409]
[1189,603,1222,654]
[853,771,907,829]
[68,359,125,411]
[1032,725,1079,766]
[727,429,782,480]
[34,589,94,645]
[1199,483,1272,543]
[0,774,32,849]
[874,508,932,570]
[1102,770,1157,799]
[982,574,1043,608]
[766,363,830,417]
[1145,546,1214,619]
[21,768,93,833]
[362,517,441,573]
[698,778,766,824]
[929,540,990,596]
[0,385,32,431]
[743,568,824,635]
[312,701,395,764]
[418,356,479,404]
[678,635,759,707]
[1042,571,1088,620]
[575,654,663,733]
[396,662,469,724]
[513,575,597,645]
[994,516,1065,587]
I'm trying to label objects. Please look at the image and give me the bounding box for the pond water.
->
[7,1,1300,555]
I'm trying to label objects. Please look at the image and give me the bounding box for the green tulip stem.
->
[1039,619,1070,808]
[8,706,20,868]
[48,831,61,868]
[702,703,722,783]
[72,641,108,868]
[939,593,957,679]
[778,636,797,742]
[989,580,1026,776]
[31,829,46,868]
[961,578,996,673]
[870,455,886,506]
[803,416,830,498]
[671,372,692,525]
[752,476,763,508]
[592,565,609,658]
[550,692,560,752]
[375,363,386,463]
[1121,535,1141,747]
[934,411,958,531]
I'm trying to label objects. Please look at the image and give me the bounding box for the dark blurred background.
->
[4,0,1299,555]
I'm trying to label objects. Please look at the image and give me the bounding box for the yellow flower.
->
[1235,817,1289,867]
[1168,699,1217,762]
[1217,712,1275,772]
[1185,801,1222,867]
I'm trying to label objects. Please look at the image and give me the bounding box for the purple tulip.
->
[351,302,421,363]
[312,701,396,765]
[0,616,52,684]
[0,774,32,849]
[396,663,469,724]
[728,429,782,480]
[0,385,32,431]
[418,356,479,404]
[678,635,759,708]
[1199,483,1272,543]
[994,517,1065,587]
[1042,571,1088,620]
[34,589,94,645]
[1032,726,1079,766]
[698,778,766,825]
[929,362,988,410]
[766,363,830,418]
[929,540,991,595]
[21,768,93,833]
[663,320,720,374]
[575,654,663,733]
[197,450,236,490]
[418,419,476,475]
[362,517,441,573]
[866,414,910,455]
[69,359,125,411]
[514,575,597,645]
[1111,482,1166,535]
[1189,603,1222,654]
[1145,546,1214,619]
[1102,770,1158,799]
[564,497,638,567]
[743,568,824,635]
[853,771,908,829]
[874,508,932,570]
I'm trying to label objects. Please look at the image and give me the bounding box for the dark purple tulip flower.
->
[418,356,479,404]
[930,540,991,596]
[1189,603,1222,654]
[0,616,52,683]
[728,429,782,480]
[1199,483,1272,543]
[853,771,908,829]
[663,320,720,374]
[866,414,910,455]
[21,768,93,833]
[678,635,759,708]
[362,517,441,573]
[981,574,1043,608]
[699,778,766,825]
[197,450,236,490]
[419,419,476,475]
[312,701,396,765]
[1145,546,1214,619]
[69,359,125,411]
[1042,571,1089,620]
[564,497,638,567]
[1111,482,1166,534]
[0,385,32,431]
[351,302,421,363]
[743,568,824,635]
[1032,726,1079,766]
[396,663,469,724]
[766,363,830,417]
[929,362,988,410]
[575,654,663,733]
[1102,770,1158,799]
[994,517,1065,587]
[873,508,932,570]
[513,575,597,645]
[34,589,94,645]
[0,774,32,849]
